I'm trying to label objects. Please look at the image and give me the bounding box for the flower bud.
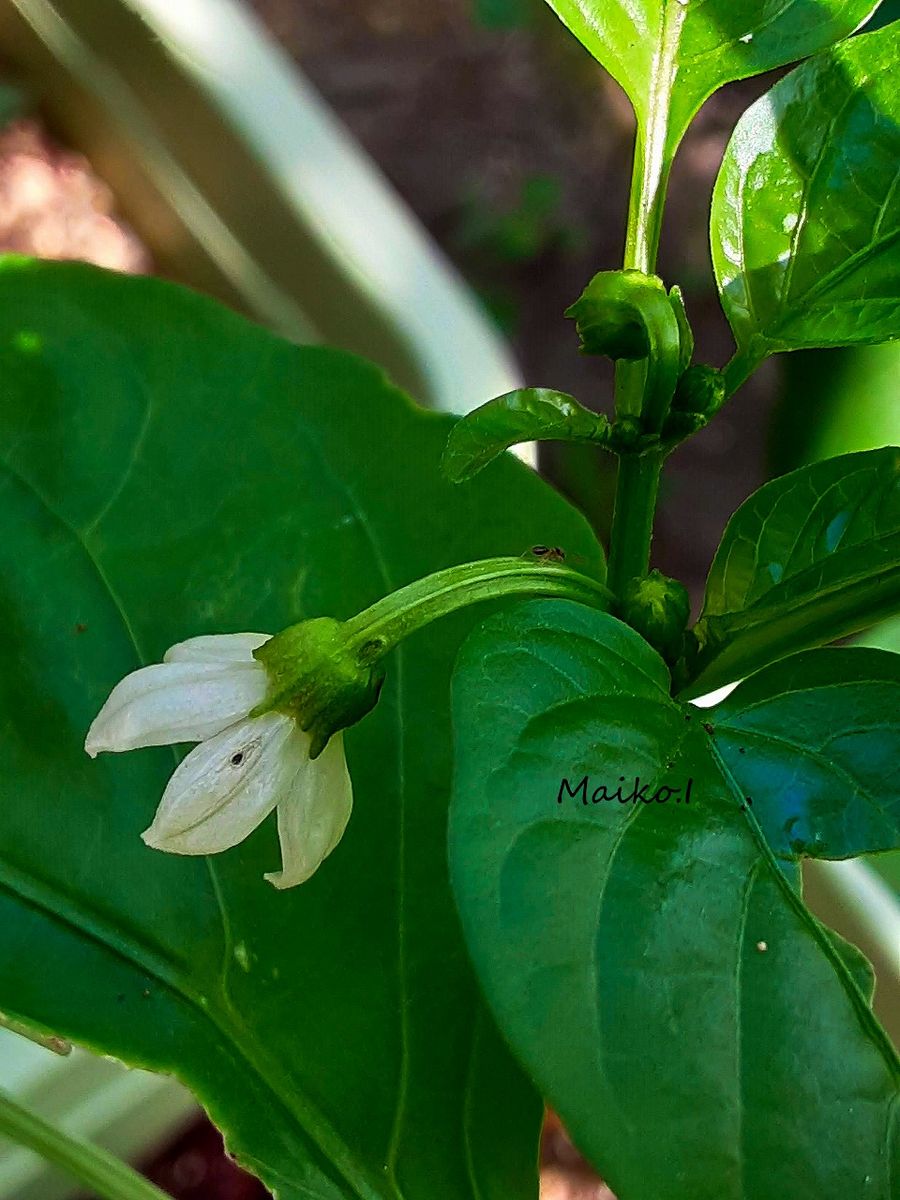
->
[619,571,691,665]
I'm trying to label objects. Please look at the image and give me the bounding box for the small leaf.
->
[712,21,900,371]
[683,447,900,696]
[543,0,881,155]
[713,647,900,859]
[441,388,609,482]
[449,599,899,1200]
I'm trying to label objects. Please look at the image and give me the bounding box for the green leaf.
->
[683,447,900,697]
[449,599,900,1200]
[441,388,609,483]
[543,0,880,154]
[713,21,900,376]
[0,259,605,1199]
[713,647,900,859]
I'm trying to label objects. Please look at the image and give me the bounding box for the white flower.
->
[85,633,353,888]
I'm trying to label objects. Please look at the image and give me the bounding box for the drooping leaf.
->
[712,21,900,375]
[683,447,900,697]
[543,0,880,154]
[449,599,900,1200]
[441,388,609,483]
[712,647,900,859]
[0,259,606,1199]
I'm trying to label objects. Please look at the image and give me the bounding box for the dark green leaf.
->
[713,647,900,858]
[450,600,899,1200]
[713,22,900,372]
[441,388,609,483]
[0,260,606,1199]
[543,0,880,154]
[683,448,900,697]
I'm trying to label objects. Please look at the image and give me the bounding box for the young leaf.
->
[0,260,607,1200]
[712,21,900,382]
[543,0,880,155]
[449,599,899,1200]
[683,448,900,697]
[713,647,900,859]
[441,388,609,483]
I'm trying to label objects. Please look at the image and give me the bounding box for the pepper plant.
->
[0,3,898,1199]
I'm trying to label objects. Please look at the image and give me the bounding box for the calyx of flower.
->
[253,617,385,758]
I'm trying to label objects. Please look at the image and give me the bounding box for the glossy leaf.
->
[713,22,900,373]
[441,388,609,483]
[0,260,607,1199]
[449,599,900,1200]
[683,448,900,696]
[713,647,900,858]
[543,0,880,153]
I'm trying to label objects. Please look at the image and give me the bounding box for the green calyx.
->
[619,569,691,665]
[253,618,385,759]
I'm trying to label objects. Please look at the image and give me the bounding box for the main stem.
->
[0,1088,171,1200]
[607,116,673,597]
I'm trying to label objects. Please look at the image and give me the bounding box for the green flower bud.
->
[566,269,666,360]
[671,364,725,416]
[619,571,691,664]
[254,617,385,758]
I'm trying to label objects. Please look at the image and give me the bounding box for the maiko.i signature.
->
[557,775,694,807]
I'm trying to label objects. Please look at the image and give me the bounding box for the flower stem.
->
[0,1087,171,1200]
[345,557,612,658]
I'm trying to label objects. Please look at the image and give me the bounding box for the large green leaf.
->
[543,0,879,153]
[449,599,900,1200]
[713,648,900,858]
[683,447,900,696]
[0,259,605,1198]
[712,21,900,375]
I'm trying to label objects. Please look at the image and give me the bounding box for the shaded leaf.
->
[713,647,900,859]
[450,599,899,1200]
[683,448,900,696]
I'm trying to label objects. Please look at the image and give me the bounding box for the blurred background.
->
[0,2,896,1197]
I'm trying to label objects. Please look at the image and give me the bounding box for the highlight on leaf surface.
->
[712,19,900,384]
[441,388,610,481]
[682,447,900,696]
[543,0,882,155]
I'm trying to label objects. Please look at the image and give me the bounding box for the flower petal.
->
[85,660,269,756]
[163,632,271,664]
[142,712,301,855]
[265,733,353,889]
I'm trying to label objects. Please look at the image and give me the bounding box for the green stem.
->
[0,1087,171,1200]
[721,346,764,402]
[607,450,665,593]
[608,103,675,596]
[345,557,612,658]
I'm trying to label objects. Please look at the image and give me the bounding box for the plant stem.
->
[0,1087,171,1200]
[345,557,612,657]
[607,450,665,593]
[607,111,673,596]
